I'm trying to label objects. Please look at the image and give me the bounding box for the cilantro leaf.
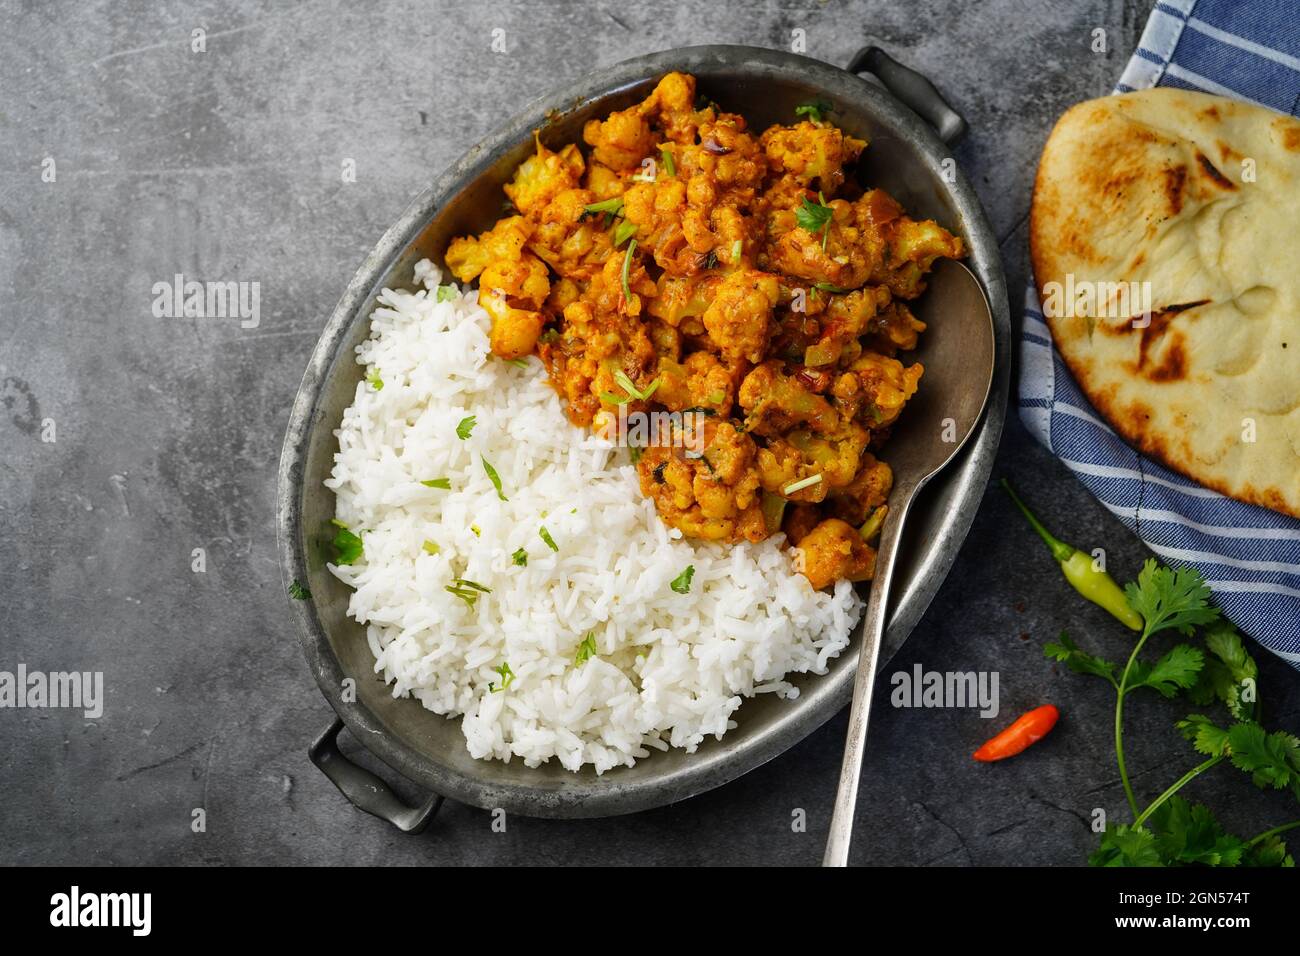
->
[421,477,451,489]
[481,456,507,501]
[1124,560,1219,637]
[1189,619,1258,720]
[1126,644,1204,698]
[366,371,383,391]
[511,547,527,567]
[1089,824,1164,867]
[574,632,598,666]
[1176,714,1232,757]
[794,101,833,124]
[795,195,834,239]
[539,525,559,552]
[287,579,311,600]
[1226,722,1300,798]
[670,565,695,594]
[1146,796,1245,866]
[330,524,363,565]
[456,415,477,440]
[1244,834,1295,867]
[436,284,457,303]
[1044,631,1120,688]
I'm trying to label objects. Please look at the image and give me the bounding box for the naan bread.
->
[1030,88,1300,517]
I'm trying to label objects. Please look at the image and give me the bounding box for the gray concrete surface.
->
[2,0,1296,866]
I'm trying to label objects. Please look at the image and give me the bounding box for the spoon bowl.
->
[887,259,997,485]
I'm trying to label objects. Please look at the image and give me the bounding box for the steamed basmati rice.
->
[326,259,864,773]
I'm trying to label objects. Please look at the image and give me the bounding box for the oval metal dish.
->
[278,44,1011,826]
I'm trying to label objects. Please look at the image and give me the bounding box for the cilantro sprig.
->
[1042,557,1299,867]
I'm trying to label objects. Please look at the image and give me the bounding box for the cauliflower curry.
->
[445,72,963,590]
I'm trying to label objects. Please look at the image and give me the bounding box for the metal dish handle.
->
[847,46,968,145]
[309,717,444,833]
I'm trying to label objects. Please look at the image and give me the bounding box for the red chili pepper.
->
[973,705,1059,762]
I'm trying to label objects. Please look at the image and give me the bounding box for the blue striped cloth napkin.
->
[1018,0,1300,669]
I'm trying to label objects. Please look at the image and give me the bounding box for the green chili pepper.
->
[1000,479,1143,631]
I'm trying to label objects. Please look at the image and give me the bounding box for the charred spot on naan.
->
[1096,299,1209,383]
[1162,164,1187,215]
[1194,151,1236,190]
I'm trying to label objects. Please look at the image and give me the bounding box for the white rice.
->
[325,259,864,774]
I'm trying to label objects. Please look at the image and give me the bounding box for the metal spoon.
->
[823,258,996,867]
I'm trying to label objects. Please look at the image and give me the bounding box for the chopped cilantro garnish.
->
[659,145,676,177]
[331,525,363,565]
[491,661,515,692]
[445,577,490,609]
[581,196,624,220]
[796,194,834,250]
[470,524,481,537]
[575,632,598,666]
[621,238,637,304]
[366,371,384,391]
[511,547,528,566]
[288,579,311,600]
[794,101,833,124]
[421,477,451,489]
[482,456,507,500]
[601,369,662,406]
[670,565,695,594]
[614,219,637,247]
[445,585,477,608]
[456,415,477,440]
[436,284,457,303]
[422,540,440,555]
[539,525,559,552]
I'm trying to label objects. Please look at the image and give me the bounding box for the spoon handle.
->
[822,487,914,866]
